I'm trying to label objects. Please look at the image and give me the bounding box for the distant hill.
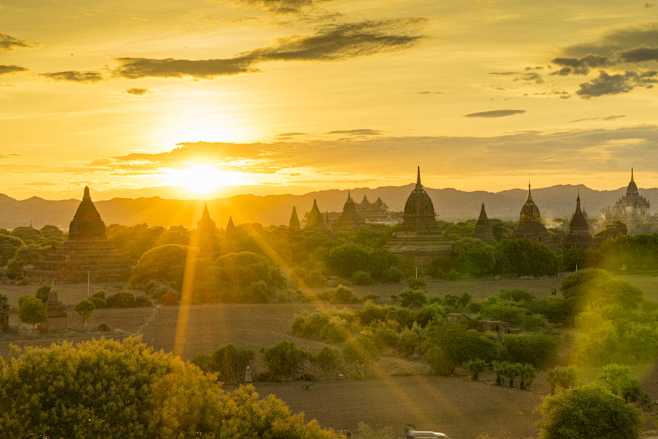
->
[0,184,652,230]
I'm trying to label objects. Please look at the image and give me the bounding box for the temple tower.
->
[289,206,301,231]
[515,183,548,242]
[69,186,106,240]
[402,166,437,233]
[566,193,592,249]
[197,204,220,257]
[474,203,495,242]
[305,199,326,230]
[334,192,365,230]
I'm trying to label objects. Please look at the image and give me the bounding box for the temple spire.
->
[631,167,635,182]
[416,166,422,188]
[83,186,91,201]
[527,179,533,201]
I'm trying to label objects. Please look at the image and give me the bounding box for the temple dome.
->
[519,185,541,224]
[515,183,548,241]
[402,167,437,233]
[68,186,106,241]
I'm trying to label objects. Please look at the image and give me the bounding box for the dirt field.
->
[257,376,540,439]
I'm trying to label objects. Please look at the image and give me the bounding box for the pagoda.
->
[387,167,451,270]
[196,204,220,257]
[515,183,548,242]
[334,192,365,230]
[565,194,592,249]
[31,186,130,283]
[604,169,653,234]
[305,199,326,230]
[289,206,301,231]
[474,203,495,242]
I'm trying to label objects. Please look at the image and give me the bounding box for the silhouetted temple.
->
[289,206,301,231]
[604,169,653,234]
[388,167,451,269]
[355,195,389,222]
[305,199,326,230]
[334,192,365,230]
[31,186,130,283]
[565,194,592,249]
[515,184,548,242]
[197,204,220,257]
[474,203,494,242]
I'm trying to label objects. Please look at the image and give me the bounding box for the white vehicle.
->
[404,426,450,438]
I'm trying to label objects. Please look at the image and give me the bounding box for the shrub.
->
[351,270,372,285]
[598,364,649,404]
[547,366,578,394]
[0,234,23,266]
[317,285,360,304]
[90,291,107,308]
[397,288,428,308]
[0,338,338,438]
[464,359,487,381]
[263,341,308,380]
[312,347,342,374]
[291,312,348,343]
[74,299,95,328]
[539,385,639,439]
[397,326,422,357]
[18,296,46,328]
[105,292,137,308]
[199,344,254,385]
[518,363,536,390]
[502,333,558,368]
[426,346,455,376]
[342,336,379,378]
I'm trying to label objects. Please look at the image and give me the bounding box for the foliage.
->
[263,341,309,380]
[215,251,286,302]
[428,321,501,365]
[502,333,559,368]
[496,239,559,276]
[453,238,497,276]
[317,285,361,304]
[0,234,23,266]
[547,366,578,394]
[464,359,487,380]
[0,338,339,438]
[351,270,372,285]
[35,285,51,303]
[426,346,456,376]
[131,244,188,290]
[539,385,639,439]
[341,336,379,378]
[397,288,428,308]
[312,347,343,375]
[292,312,349,343]
[353,422,396,439]
[105,292,152,308]
[194,344,254,385]
[325,243,399,282]
[598,364,649,404]
[18,296,46,327]
[74,299,95,327]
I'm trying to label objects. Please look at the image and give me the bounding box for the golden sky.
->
[2,0,658,199]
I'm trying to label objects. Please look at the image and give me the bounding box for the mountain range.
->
[0,183,650,230]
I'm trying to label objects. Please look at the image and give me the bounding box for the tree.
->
[35,285,51,303]
[131,244,188,290]
[598,364,648,404]
[0,234,23,266]
[18,296,46,329]
[264,341,308,380]
[74,299,95,328]
[208,345,254,385]
[547,366,578,394]
[540,385,639,439]
[464,359,487,381]
[0,338,339,438]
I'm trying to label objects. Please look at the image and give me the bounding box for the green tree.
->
[74,299,95,328]
[547,366,578,395]
[540,385,639,439]
[464,359,487,381]
[18,296,46,328]
[264,341,308,380]
[131,244,188,289]
[0,234,23,266]
[0,338,339,438]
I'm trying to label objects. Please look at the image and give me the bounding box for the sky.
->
[2,0,658,199]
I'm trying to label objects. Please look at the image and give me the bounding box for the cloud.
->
[621,47,658,63]
[576,70,657,98]
[326,128,381,136]
[551,55,610,75]
[115,19,423,79]
[516,72,543,84]
[569,115,626,123]
[465,109,526,118]
[90,125,658,180]
[237,0,321,14]
[0,65,27,75]
[126,88,149,95]
[0,33,27,50]
[418,90,442,95]
[41,71,103,83]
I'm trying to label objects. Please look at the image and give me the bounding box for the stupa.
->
[305,199,326,230]
[31,187,130,283]
[196,204,220,257]
[334,192,365,230]
[515,183,549,242]
[565,194,592,249]
[289,206,301,231]
[474,203,495,242]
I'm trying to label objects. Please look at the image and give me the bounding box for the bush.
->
[502,333,558,368]
[464,359,487,380]
[351,270,372,285]
[196,344,254,385]
[547,366,578,394]
[342,336,379,378]
[291,312,348,343]
[90,291,107,308]
[105,292,137,308]
[0,338,338,438]
[74,299,95,327]
[397,288,428,308]
[317,285,360,304]
[598,364,648,404]
[539,385,639,439]
[312,347,342,375]
[18,296,46,328]
[35,285,51,303]
[263,341,308,380]
[0,234,23,266]
[426,346,455,376]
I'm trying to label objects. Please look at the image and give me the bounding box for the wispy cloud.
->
[326,128,381,136]
[41,71,103,83]
[465,109,526,118]
[0,65,27,75]
[115,19,424,79]
[0,33,28,50]
[126,88,149,95]
[237,0,324,14]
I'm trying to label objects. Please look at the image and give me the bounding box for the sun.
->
[160,163,246,197]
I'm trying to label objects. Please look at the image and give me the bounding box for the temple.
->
[565,194,592,249]
[604,169,653,234]
[355,195,390,222]
[334,192,365,230]
[196,204,220,257]
[388,167,451,270]
[474,203,495,242]
[31,186,130,283]
[305,199,326,230]
[515,183,548,242]
[289,206,301,231]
